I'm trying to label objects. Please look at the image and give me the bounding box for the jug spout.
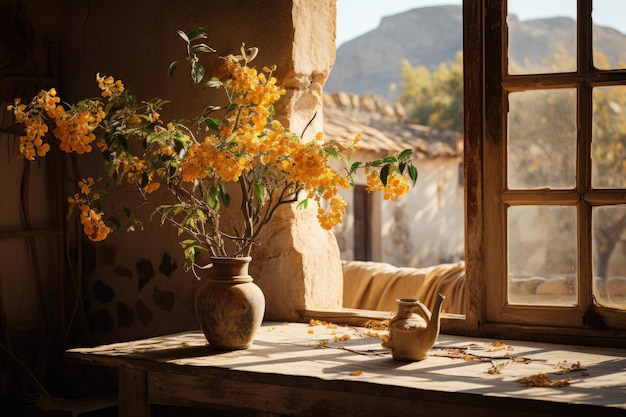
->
[423,293,446,350]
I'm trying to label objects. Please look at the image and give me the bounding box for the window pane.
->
[592,86,626,188]
[593,206,626,310]
[508,89,577,189]
[593,0,626,70]
[508,205,577,306]
[508,0,576,74]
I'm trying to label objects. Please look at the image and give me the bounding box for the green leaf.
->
[383,155,398,163]
[205,77,222,89]
[349,161,363,173]
[207,186,220,211]
[255,183,268,204]
[380,164,391,186]
[369,159,384,167]
[219,183,231,207]
[167,61,179,78]
[297,198,309,209]
[191,61,205,84]
[151,98,171,109]
[408,163,419,186]
[187,27,207,41]
[183,259,194,272]
[324,147,339,159]
[123,206,132,218]
[132,218,144,231]
[398,148,413,161]
[108,216,121,229]
[158,206,173,225]
[398,162,407,175]
[196,209,206,222]
[192,44,216,54]
[206,117,219,131]
[176,29,189,43]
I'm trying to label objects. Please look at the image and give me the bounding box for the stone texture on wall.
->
[251,0,343,321]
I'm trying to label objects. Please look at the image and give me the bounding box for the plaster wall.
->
[336,155,464,268]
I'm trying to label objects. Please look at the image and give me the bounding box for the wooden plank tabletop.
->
[65,322,626,415]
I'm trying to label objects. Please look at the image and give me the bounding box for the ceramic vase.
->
[194,256,265,350]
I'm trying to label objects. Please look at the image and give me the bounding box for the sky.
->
[336,0,626,47]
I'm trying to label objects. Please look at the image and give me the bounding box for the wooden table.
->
[65,322,626,417]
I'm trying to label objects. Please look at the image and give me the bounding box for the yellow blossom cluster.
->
[7,80,108,160]
[180,61,286,184]
[181,136,246,183]
[365,168,411,200]
[67,177,111,241]
[96,73,125,98]
[286,136,352,229]
[7,89,59,160]
[53,103,106,155]
[118,154,161,194]
[220,61,284,148]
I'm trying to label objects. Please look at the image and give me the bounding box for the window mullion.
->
[483,0,507,324]
[577,0,594,317]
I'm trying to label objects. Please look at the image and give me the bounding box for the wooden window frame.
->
[446,0,626,347]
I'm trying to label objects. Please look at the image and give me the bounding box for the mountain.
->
[326,5,626,97]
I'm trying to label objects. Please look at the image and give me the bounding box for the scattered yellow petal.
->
[349,370,363,376]
[314,340,328,349]
[333,334,351,342]
[518,373,572,387]
[486,341,513,352]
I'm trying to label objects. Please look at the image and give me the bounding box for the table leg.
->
[118,367,150,417]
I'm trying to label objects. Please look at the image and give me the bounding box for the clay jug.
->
[389,293,445,361]
[194,256,265,350]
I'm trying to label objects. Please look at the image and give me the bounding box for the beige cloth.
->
[342,260,466,314]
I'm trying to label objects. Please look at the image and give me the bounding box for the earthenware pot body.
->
[194,256,265,350]
[389,294,445,361]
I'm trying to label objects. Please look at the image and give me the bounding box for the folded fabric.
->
[343,260,466,314]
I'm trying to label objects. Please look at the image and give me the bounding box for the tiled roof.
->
[323,92,462,158]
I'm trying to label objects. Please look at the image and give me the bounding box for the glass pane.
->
[593,206,626,310]
[592,86,626,188]
[508,89,577,189]
[593,0,626,70]
[508,205,577,306]
[508,0,576,74]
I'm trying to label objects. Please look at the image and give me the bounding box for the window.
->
[457,0,626,344]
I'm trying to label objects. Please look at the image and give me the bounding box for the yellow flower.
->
[96,73,124,98]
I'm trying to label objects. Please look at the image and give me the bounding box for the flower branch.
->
[6,27,418,273]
